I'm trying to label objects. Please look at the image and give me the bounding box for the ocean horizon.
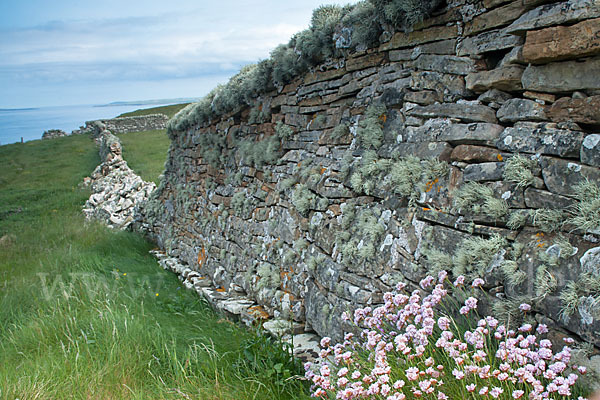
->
[0,102,186,145]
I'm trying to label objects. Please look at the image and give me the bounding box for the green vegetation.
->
[119,129,171,184]
[168,1,442,133]
[453,182,509,220]
[567,179,600,233]
[118,103,191,118]
[0,135,308,399]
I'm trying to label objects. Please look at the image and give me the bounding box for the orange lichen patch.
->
[497,154,504,162]
[534,233,547,248]
[248,305,270,319]
[424,178,440,193]
[215,286,226,292]
[197,246,207,268]
[378,113,387,123]
[320,167,327,175]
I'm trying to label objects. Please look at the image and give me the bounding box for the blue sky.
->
[0,0,355,108]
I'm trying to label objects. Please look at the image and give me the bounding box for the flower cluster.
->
[305,272,588,399]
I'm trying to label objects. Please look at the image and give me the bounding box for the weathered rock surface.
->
[497,98,547,122]
[581,134,600,166]
[523,17,600,63]
[507,0,600,34]
[466,66,525,93]
[457,28,524,56]
[521,57,600,92]
[497,122,584,157]
[548,95,600,125]
[540,156,600,196]
[406,103,498,123]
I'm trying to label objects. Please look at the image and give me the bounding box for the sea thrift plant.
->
[305,272,589,399]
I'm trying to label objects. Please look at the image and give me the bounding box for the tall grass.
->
[117,103,191,119]
[0,135,309,399]
[118,129,171,184]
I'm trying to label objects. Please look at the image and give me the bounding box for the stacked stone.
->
[73,114,169,135]
[136,0,600,378]
[41,129,69,140]
[83,129,156,229]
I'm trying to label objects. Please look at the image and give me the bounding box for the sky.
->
[0,0,356,109]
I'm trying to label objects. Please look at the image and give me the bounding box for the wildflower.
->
[519,303,531,312]
[490,387,504,398]
[512,389,525,398]
[420,275,434,289]
[453,275,465,287]
[466,384,476,392]
[471,278,485,288]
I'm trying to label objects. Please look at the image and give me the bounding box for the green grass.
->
[117,103,190,119]
[119,129,171,184]
[0,135,309,399]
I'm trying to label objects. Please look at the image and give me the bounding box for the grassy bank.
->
[119,129,171,183]
[0,135,308,399]
[118,103,190,119]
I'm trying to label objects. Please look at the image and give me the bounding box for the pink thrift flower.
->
[466,384,476,393]
[471,278,485,288]
[519,303,531,312]
[513,390,525,399]
[453,275,465,287]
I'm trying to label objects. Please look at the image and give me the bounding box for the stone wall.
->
[74,114,169,135]
[83,125,156,229]
[135,0,600,365]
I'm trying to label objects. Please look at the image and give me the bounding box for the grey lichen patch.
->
[567,180,600,234]
[356,103,387,150]
[453,182,508,220]
[291,184,317,217]
[503,154,538,189]
[231,191,257,218]
[336,205,386,264]
[531,208,565,233]
[350,150,392,195]
[559,274,600,324]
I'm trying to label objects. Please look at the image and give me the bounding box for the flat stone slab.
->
[463,162,505,182]
[506,0,600,35]
[466,66,525,93]
[406,103,498,123]
[413,54,478,76]
[497,98,547,123]
[540,156,600,196]
[497,122,584,157]
[457,28,524,56]
[523,17,600,63]
[548,95,600,125]
[522,57,600,92]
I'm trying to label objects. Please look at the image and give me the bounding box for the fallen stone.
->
[457,28,524,56]
[406,103,498,123]
[496,98,546,123]
[413,54,477,76]
[42,129,68,140]
[506,0,600,35]
[451,144,506,163]
[497,122,584,157]
[521,57,600,92]
[548,95,600,125]
[540,156,600,196]
[463,162,505,182]
[581,134,600,167]
[523,18,600,63]
[466,66,525,93]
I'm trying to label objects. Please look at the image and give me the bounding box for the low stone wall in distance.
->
[73,114,169,135]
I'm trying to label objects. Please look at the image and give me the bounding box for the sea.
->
[0,102,185,145]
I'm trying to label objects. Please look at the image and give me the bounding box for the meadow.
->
[0,125,308,399]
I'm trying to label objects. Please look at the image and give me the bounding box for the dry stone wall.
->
[73,114,169,135]
[83,125,156,229]
[136,0,600,362]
